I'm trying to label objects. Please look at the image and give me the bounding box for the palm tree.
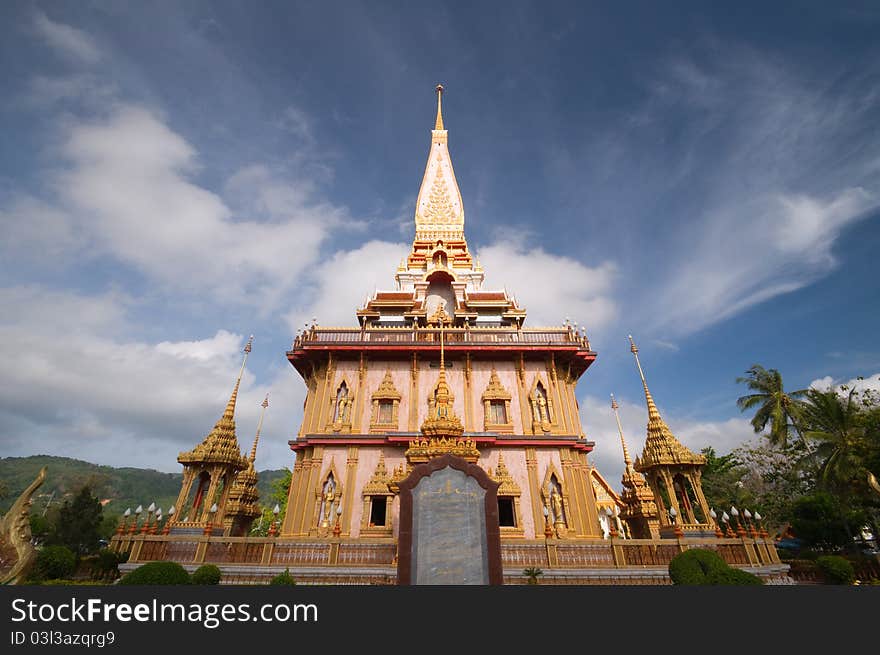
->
[800,387,865,491]
[800,386,869,546]
[736,365,808,448]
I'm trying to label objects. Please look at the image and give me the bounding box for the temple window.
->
[369,497,388,527]
[489,399,507,425]
[498,497,516,527]
[481,369,513,433]
[378,399,394,424]
[370,371,402,432]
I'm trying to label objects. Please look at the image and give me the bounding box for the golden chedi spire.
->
[414,84,465,242]
[611,393,639,482]
[224,393,269,534]
[435,83,445,130]
[611,391,660,538]
[627,336,705,470]
[178,335,253,470]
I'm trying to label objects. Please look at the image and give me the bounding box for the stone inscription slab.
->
[411,466,489,585]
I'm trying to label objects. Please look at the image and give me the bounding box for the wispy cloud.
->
[32,10,101,64]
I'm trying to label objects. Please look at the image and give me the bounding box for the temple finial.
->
[628,334,659,417]
[223,334,254,421]
[611,393,633,471]
[435,84,445,130]
[249,393,269,463]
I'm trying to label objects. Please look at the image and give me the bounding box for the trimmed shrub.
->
[191,564,222,585]
[668,549,727,585]
[118,561,191,585]
[816,555,855,585]
[705,566,763,585]
[33,545,77,581]
[270,568,296,585]
[668,548,763,585]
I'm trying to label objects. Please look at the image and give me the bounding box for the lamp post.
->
[268,504,280,537]
[721,511,734,538]
[743,508,758,537]
[709,508,724,538]
[153,509,162,535]
[333,504,343,538]
[669,506,683,538]
[142,502,156,534]
[163,506,175,535]
[130,505,143,535]
[731,506,745,537]
[118,508,131,535]
[754,511,769,539]
[204,503,217,536]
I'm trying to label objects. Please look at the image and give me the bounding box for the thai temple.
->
[111,86,788,584]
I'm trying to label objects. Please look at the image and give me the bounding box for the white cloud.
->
[0,286,302,472]
[50,105,346,311]
[583,393,752,492]
[617,47,880,336]
[809,372,880,395]
[477,240,617,331]
[32,10,101,64]
[283,240,410,332]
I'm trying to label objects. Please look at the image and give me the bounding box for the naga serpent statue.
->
[0,467,47,585]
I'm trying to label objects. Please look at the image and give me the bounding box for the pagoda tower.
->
[611,393,660,538]
[628,336,713,537]
[223,394,269,536]
[170,336,253,534]
[283,86,603,542]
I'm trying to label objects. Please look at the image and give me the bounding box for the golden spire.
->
[435,312,451,416]
[435,84,445,130]
[178,335,253,469]
[249,393,269,463]
[222,334,253,424]
[414,85,464,241]
[610,393,633,472]
[418,311,464,438]
[627,335,704,470]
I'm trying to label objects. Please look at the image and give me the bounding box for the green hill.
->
[0,455,289,518]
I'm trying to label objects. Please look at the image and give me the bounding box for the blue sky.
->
[2,1,879,489]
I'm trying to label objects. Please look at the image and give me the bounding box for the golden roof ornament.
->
[363,453,393,495]
[490,453,521,496]
[627,335,705,470]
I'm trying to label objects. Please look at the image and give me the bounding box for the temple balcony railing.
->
[111,533,782,573]
[290,326,592,351]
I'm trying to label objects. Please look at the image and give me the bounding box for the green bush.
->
[705,566,763,585]
[32,545,77,581]
[668,548,763,585]
[816,555,855,585]
[118,561,191,585]
[269,568,296,585]
[191,564,222,585]
[668,549,727,585]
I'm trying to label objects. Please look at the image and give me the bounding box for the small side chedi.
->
[397,454,502,585]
